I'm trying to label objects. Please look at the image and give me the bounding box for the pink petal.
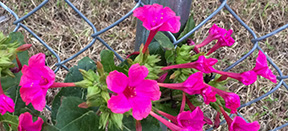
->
[107,94,131,114]
[128,63,149,87]
[135,79,161,101]
[106,70,128,93]
[28,53,46,66]
[224,93,240,114]
[183,72,206,95]
[130,96,152,120]
[201,87,217,104]
[0,94,15,115]
[18,112,44,131]
[177,107,205,130]
[230,116,260,131]
[240,70,257,85]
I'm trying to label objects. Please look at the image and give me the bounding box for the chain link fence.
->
[0,0,287,130]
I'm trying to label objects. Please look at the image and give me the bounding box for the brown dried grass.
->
[0,0,287,130]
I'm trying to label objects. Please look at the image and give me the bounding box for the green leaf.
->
[51,57,96,123]
[100,50,128,74]
[0,113,19,131]
[154,32,174,50]
[9,32,25,45]
[122,116,162,131]
[100,50,116,73]
[55,97,101,131]
[177,14,195,42]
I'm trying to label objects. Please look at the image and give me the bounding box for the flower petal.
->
[107,94,131,114]
[28,53,46,66]
[130,96,152,120]
[230,116,260,131]
[106,70,128,93]
[135,79,161,101]
[128,63,149,87]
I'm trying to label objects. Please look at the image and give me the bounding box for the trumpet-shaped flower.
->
[177,107,206,131]
[214,70,257,86]
[207,30,235,55]
[253,51,277,83]
[212,87,240,114]
[220,107,260,131]
[162,56,218,73]
[133,3,181,53]
[18,112,44,131]
[0,94,15,115]
[19,53,55,111]
[107,63,161,120]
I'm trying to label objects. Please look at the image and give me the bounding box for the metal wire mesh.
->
[1,0,287,130]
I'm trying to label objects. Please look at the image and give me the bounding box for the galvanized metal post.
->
[134,0,193,51]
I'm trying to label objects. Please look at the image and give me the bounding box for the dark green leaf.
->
[51,57,96,123]
[177,14,195,42]
[148,42,166,66]
[9,32,25,45]
[100,50,116,73]
[0,113,18,131]
[122,116,162,131]
[55,97,101,131]
[154,32,174,50]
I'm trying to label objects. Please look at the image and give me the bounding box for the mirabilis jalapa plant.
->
[0,3,277,131]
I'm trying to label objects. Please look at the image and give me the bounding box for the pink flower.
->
[107,63,161,120]
[19,53,55,111]
[195,24,228,49]
[133,3,180,33]
[133,4,180,53]
[230,116,260,131]
[18,112,44,131]
[161,56,218,73]
[220,107,260,131]
[201,87,217,105]
[0,94,15,115]
[152,107,206,131]
[252,51,277,83]
[177,107,206,131]
[212,87,240,114]
[214,70,257,86]
[207,30,235,55]
[158,72,206,95]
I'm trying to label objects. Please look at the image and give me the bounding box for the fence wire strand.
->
[1,0,287,130]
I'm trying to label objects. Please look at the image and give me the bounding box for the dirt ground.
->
[0,0,287,130]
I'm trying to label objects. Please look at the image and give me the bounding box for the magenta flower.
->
[177,107,206,131]
[133,3,181,53]
[195,24,228,49]
[107,63,161,120]
[162,56,218,73]
[19,53,55,111]
[201,87,217,105]
[133,3,181,33]
[252,51,277,83]
[158,72,206,95]
[212,87,240,114]
[152,107,205,131]
[213,70,257,86]
[0,94,15,115]
[18,112,44,131]
[207,30,235,55]
[220,107,260,131]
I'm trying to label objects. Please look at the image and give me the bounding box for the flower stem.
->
[16,55,22,71]
[196,35,214,48]
[50,82,76,88]
[136,120,142,131]
[142,29,159,53]
[0,80,4,95]
[158,83,183,90]
[161,63,197,70]
[180,92,186,113]
[219,106,233,126]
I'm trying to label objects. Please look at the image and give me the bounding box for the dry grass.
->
[0,0,287,130]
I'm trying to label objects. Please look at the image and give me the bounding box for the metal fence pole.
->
[134,0,193,51]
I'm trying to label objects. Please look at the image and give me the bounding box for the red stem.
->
[50,82,76,88]
[195,35,214,48]
[16,55,22,71]
[219,106,233,126]
[180,92,186,113]
[185,96,196,111]
[0,80,4,95]
[161,63,197,70]
[207,42,221,55]
[142,29,159,53]
[157,110,178,124]
[136,120,142,131]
